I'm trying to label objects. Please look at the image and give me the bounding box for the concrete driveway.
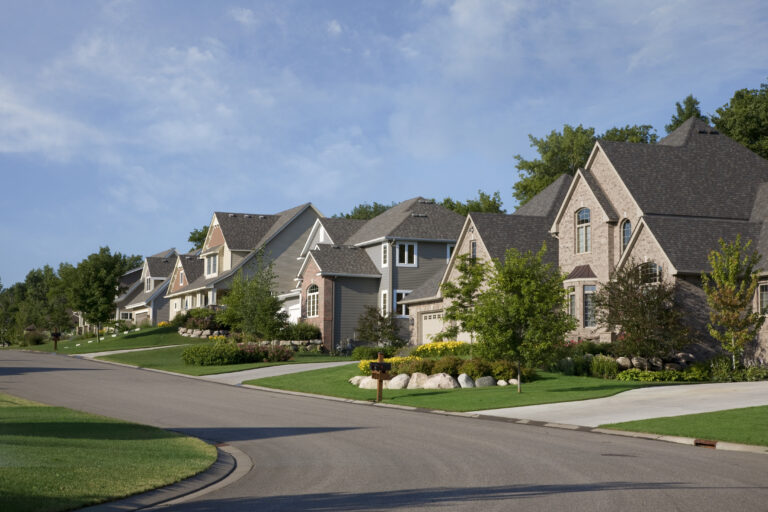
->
[470,381,768,427]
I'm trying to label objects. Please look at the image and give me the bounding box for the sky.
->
[1,0,767,286]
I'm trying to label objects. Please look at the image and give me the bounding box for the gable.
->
[551,168,617,235]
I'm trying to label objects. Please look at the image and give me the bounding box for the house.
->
[116,249,178,326]
[401,174,572,345]
[165,203,323,321]
[114,264,143,325]
[295,198,465,351]
[549,117,768,360]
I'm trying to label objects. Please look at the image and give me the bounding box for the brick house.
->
[165,203,322,321]
[295,198,465,351]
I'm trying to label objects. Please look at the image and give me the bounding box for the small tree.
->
[472,245,575,392]
[355,306,403,347]
[702,236,765,369]
[218,255,287,341]
[593,260,688,359]
[437,253,490,350]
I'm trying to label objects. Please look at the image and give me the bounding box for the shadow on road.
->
[0,366,104,377]
[178,426,367,443]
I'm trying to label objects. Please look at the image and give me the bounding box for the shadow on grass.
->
[120,327,178,340]
[179,426,366,443]
[1,421,182,441]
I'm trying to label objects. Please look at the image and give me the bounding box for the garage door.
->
[420,311,445,344]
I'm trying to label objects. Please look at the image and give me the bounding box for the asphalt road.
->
[2,351,767,512]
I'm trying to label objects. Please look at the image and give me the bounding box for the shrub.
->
[158,321,170,327]
[555,355,592,376]
[394,358,435,376]
[281,322,321,341]
[23,330,46,346]
[590,354,619,379]
[351,345,398,360]
[263,344,294,362]
[182,341,243,366]
[710,356,736,382]
[357,356,421,376]
[412,341,471,358]
[490,360,517,380]
[458,358,493,380]
[185,308,224,331]
[170,311,190,328]
[432,356,464,377]
[743,366,768,381]
[681,363,710,382]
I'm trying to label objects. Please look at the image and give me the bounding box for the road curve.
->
[2,351,767,512]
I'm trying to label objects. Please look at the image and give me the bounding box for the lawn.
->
[22,326,201,355]
[0,393,216,512]
[246,364,659,412]
[602,406,768,447]
[98,347,353,376]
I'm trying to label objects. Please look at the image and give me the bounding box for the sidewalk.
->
[199,361,355,385]
[469,380,768,427]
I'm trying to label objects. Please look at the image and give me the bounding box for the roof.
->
[150,248,177,258]
[178,253,205,287]
[146,255,176,278]
[398,267,444,304]
[470,213,558,265]
[513,174,573,220]
[642,215,763,274]
[565,265,597,280]
[580,167,619,222]
[126,280,171,309]
[599,117,768,221]
[345,197,465,245]
[118,266,142,289]
[320,218,368,244]
[214,212,281,251]
[308,244,380,277]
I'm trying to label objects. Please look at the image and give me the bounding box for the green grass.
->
[602,406,768,447]
[0,393,217,512]
[98,347,353,376]
[22,326,202,354]
[246,364,660,411]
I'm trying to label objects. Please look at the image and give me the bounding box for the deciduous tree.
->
[665,94,707,133]
[440,191,505,216]
[188,225,209,251]
[355,306,403,347]
[711,81,768,159]
[437,253,489,344]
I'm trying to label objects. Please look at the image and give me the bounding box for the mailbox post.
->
[51,332,61,351]
[369,352,392,403]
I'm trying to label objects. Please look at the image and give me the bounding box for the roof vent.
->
[709,130,719,135]
[411,213,428,218]
[228,213,235,217]
[698,130,708,134]
[259,215,266,219]
[418,199,434,204]
[244,214,251,218]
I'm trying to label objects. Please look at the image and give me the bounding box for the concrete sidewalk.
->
[199,361,356,385]
[470,380,768,427]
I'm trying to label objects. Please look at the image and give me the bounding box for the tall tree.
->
[440,190,506,216]
[472,244,575,392]
[437,253,490,344]
[711,81,768,159]
[513,124,657,205]
[665,94,707,133]
[702,236,765,369]
[188,225,209,251]
[335,201,392,220]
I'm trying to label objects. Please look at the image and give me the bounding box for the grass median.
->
[22,326,200,355]
[246,363,659,412]
[0,393,217,512]
[602,406,768,447]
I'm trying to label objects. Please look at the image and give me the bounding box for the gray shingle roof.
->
[345,197,464,246]
[179,253,205,288]
[255,203,313,248]
[600,118,768,221]
[581,167,619,222]
[146,255,176,278]
[398,267,444,304]
[470,213,558,266]
[513,174,573,221]
[309,244,380,277]
[215,212,281,251]
[126,280,171,308]
[319,218,368,244]
[643,215,763,274]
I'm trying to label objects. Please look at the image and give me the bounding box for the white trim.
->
[381,243,389,267]
[306,284,319,318]
[446,243,455,262]
[381,290,388,315]
[396,242,418,267]
[394,289,412,317]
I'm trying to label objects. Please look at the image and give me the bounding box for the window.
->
[120,312,133,320]
[381,291,388,315]
[397,243,417,267]
[640,262,661,284]
[382,244,388,267]
[567,287,576,318]
[145,278,152,292]
[470,240,477,262]
[395,290,411,316]
[446,244,455,262]
[174,301,179,311]
[583,285,596,327]
[307,284,319,318]
[206,254,218,275]
[184,297,189,310]
[759,284,767,313]
[576,208,591,253]
[179,271,185,287]
[621,220,632,252]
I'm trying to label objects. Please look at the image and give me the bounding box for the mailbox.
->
[369,362,392,373]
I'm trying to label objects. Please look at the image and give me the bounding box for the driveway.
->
[471,381,768,427]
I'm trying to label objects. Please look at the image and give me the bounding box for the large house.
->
[295,197,465,351]
[165,203,322,321]
[115,249,178,326]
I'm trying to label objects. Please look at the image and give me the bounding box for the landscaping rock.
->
[424,373,459,389]
[664,363,683,371]
[497,379,508,387]
[202,329,212,337]
[358,377,379,389]
[675,352,696,365]
[178,327,186,334]
[279,340,292,347]
[616,356,632,370]
[349,376,365,386]
[475,376,497,388]
[310,339,322,345]
[631,356,649,370]
[508,378,519,386]
[407,372,429,389]
[457,373,475,388]
[649,357,664,371]
[388,374,410,390]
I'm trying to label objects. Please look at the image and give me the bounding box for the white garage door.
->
[420,311,445,344]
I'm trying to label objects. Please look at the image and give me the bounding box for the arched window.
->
[621,220,632,252]
[640,262,661,284]
[306,284,319,318]
[576,208,591,253]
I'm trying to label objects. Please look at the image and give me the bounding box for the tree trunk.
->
[517,362,521,394]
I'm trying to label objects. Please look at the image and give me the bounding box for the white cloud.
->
[327,20,342,37]
[228,7,258,27]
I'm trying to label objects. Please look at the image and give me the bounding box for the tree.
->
[513,124,657,205]
[355,306,403,346]
[440,191,506,216]
[665,94,707,133]
[188,225,209,251]
[472,244,575,392]
[217,254,287,341]
[711,81,768,159]
[593,260,687,359]
[702,236,765,369]
[335,202,392,220]
[437,253,490,344]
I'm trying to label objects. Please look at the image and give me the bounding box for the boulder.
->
[616,356,633,370]
[497,379,508,387]
[358,377,379,389]
[508,378,519,386]
[631,356,649,371]
[675,352,696,365]
[349,376,365,386]
[388,374,410,390]
[178,327,187,334]
[202,329,212,337]
[664,363,683,372]
[475,376,497,388]
[310,339,322,345]
[649,357,664,371]
[407,372,429,389]
[457,373,475,388]
[290,340,301,346]
[279,340,293,347]
[424,373,460,390]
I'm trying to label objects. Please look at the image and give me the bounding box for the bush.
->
[682,363,710,382]
[351,345,398,360]
[590,354,619,379]
[432,356,464,377]
[181,340,293,366]
[170,311,190,328]
[357,356,421,376]
[185,308,225,331]
[490,360,517,380]
[555,355,592,376]
[458,358,493,380]
[22,330,46,346]
[743,366,768,381]
[411,341,471,358]
[158,321,170,327]
[281,322,321,341]
[394,358,435,376]
[710,356,736,382]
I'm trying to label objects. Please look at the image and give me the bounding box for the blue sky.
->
[1,0,767,286]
